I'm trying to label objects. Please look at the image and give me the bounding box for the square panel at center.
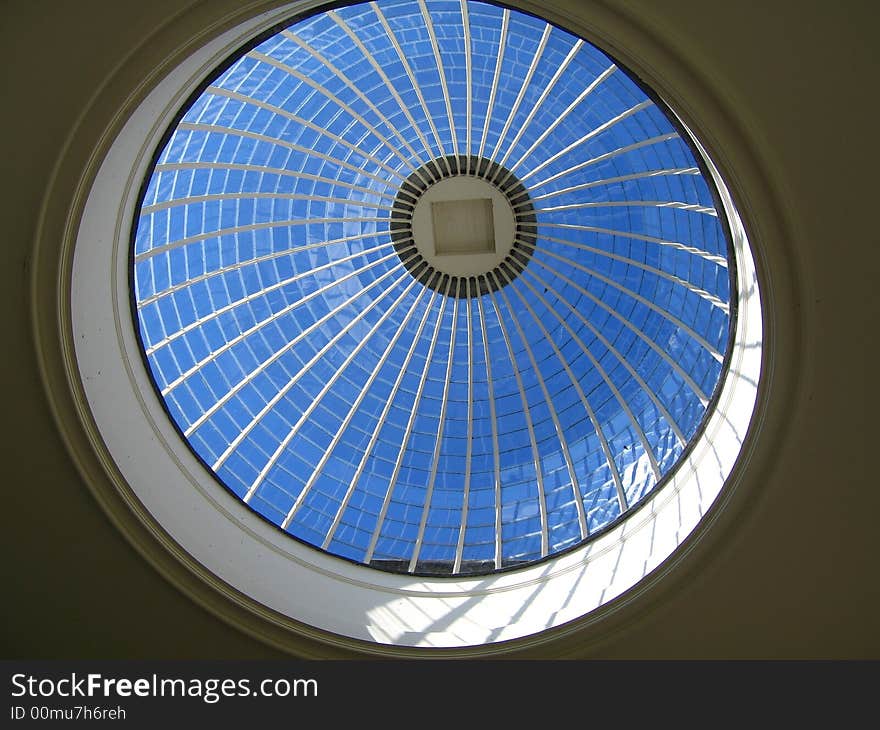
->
[431,198,495,256]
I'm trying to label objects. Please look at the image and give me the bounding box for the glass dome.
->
[131,0,734,576]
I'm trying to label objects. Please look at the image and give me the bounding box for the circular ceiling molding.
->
[63,0,763,650]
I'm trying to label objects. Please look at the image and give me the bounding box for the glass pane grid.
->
[131,0,733,576]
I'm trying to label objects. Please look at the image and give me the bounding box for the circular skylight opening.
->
[131,0,735,577]
[68,0,762,649]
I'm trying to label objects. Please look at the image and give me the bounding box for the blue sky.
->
[132,0,732,574]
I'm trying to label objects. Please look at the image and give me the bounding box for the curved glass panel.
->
[131,0,734,575]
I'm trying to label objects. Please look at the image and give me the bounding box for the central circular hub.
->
[391,156,537,297]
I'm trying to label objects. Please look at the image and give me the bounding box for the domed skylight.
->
[132,0,733,576]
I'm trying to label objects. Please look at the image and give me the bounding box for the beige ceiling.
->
[2,0,877,658]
